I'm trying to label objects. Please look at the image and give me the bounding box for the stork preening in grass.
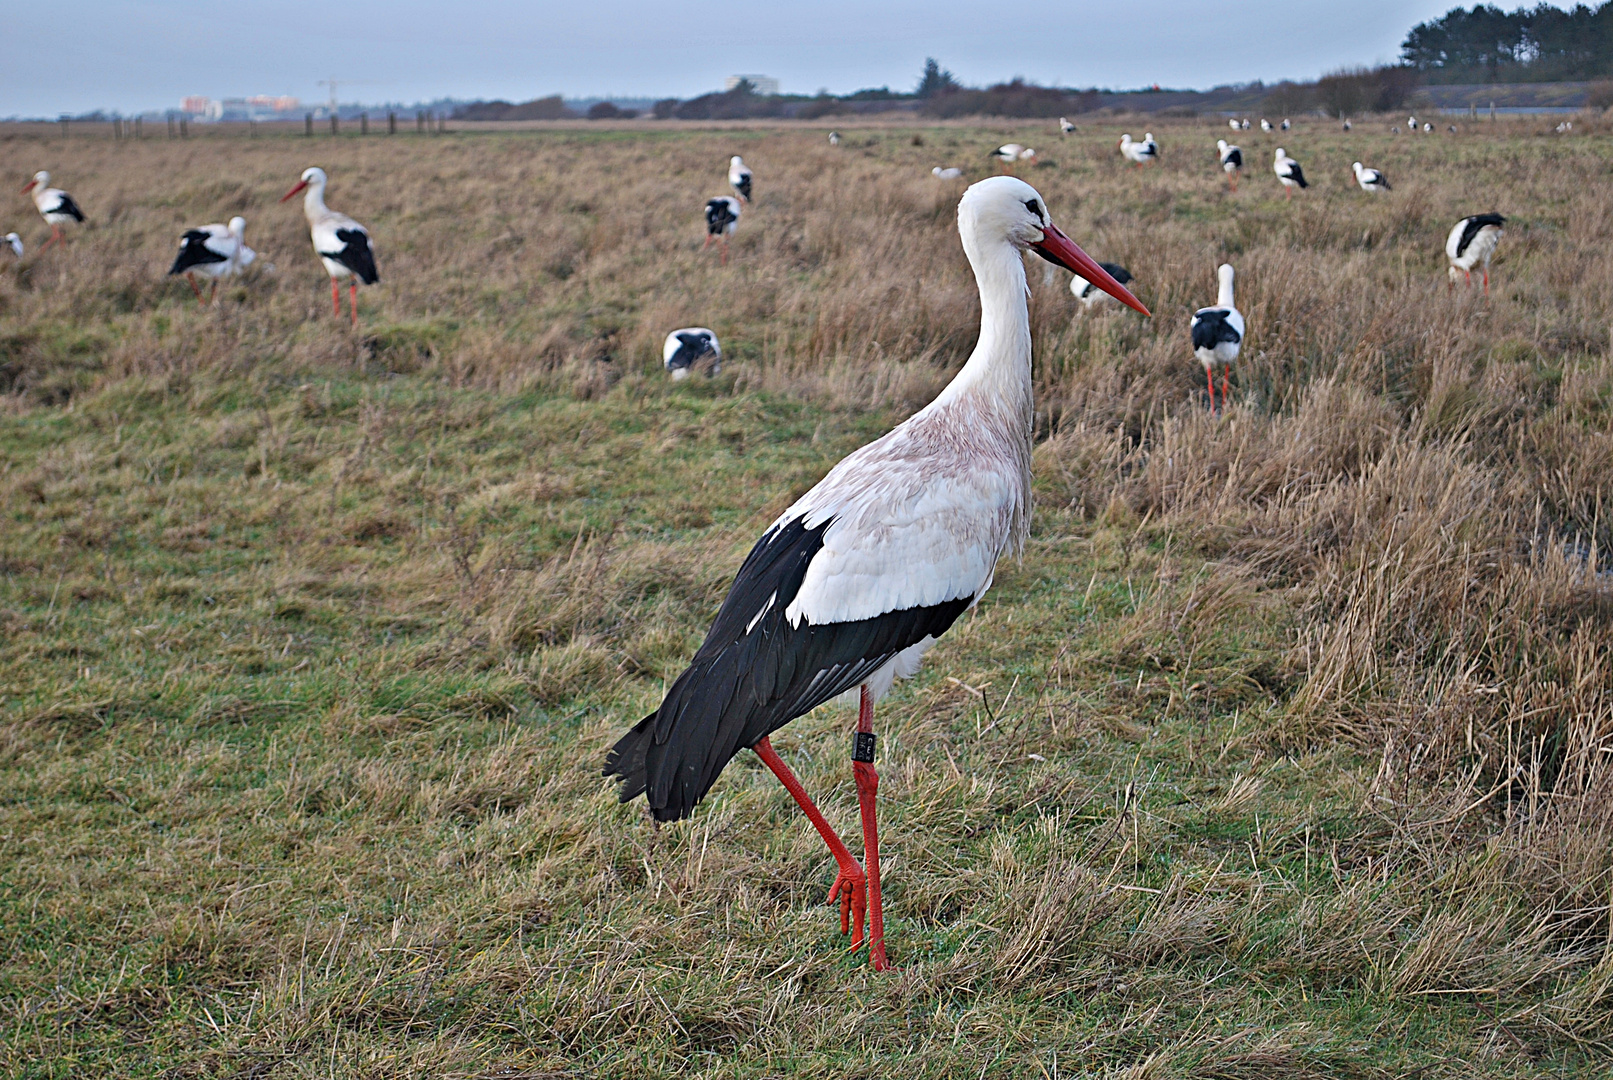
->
[704,196,741,264]
[829,131,841,146]
[1229,118,1241,131]
[1071,262,1135,309]
[663,328,721,380]
[1260,118,1273,133]
[1241,119,1251,130]
[1280,118,1291,131]
[21,172,85,251]
[1217,139,1243,190]
[932,166,963,180]
[3,233,21,259]
[1191,263,1243,413]
[1119,133,1157,166]
[1352,162,1390,193]
[1423,122,1433,133]
[1342,119,1353,131]
[1273,148,1308,197]
[279,167,378,326]
[1446,214,1505,294]
[729,156,753,203]
[167,216,256,304]
[603,177,1149,971]
[1060,117,1076,136]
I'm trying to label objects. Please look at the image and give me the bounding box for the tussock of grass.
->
[3,117,1613,1075]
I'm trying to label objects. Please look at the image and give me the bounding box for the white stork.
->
[990,143,1027,171]
[1241,118,1251,130]
[1280,118,1291,130]
[1352,161,1390,193]
[603,176,1148,972]
[1059,116,1076,136]
[1423,122,1433,133]
[1191,263,1243,413]
[729,156,753,203]
[1229,117,1241,131]
[279,167,378,325]
[932,166,964,180]
[1119,133,1158,166]
[704,196,741,264]
[21,171,85,251]
[167,216,256,304]
[1342,119,1353,131]
[1260,118,1273,133]
[663,328,721,380]
[1446,214,1505,294]
[1273,147,1308,198]
[1217,139,1243,190]
[829,131,841,146]
[1408,115,1418,132]
[3,233,21,259]
[1070,261,1135,309]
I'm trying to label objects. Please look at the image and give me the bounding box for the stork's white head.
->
[21,170,48,194]
[957,176,1149,315]
[1119,133,1133,146]
[1274,147,1287,160]
[228,216,247,237]
[4,232,21,257]
[730,155,745,168]
[1144,132,1155,142]
[1352,161,1364,174]
[1217,139,1229,152]
[279,166,327,203]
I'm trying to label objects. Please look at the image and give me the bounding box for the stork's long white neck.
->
[1217,266,1236,308]
[300,180,331,222]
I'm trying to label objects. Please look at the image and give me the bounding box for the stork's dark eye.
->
[1024,199,1045,221]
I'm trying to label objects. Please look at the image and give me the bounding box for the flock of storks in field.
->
[10,114,1515,970]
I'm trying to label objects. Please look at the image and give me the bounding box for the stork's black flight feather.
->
[319,228,379,283]
[1191,309,1241,351]
[1455,213,1505,258]
[49,194,85,222]
[705,198,738,236]
[168,230,228,275]
[603,517,972,821]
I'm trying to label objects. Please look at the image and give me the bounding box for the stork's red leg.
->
[720,239,729,266]
[854,686,889,971]
[350,282,359,326]
[1221,365,1231,408]
[703,234,713,250]
[330,278,341,317]
[1206,366,1217,412]
[187,273,205,304]
[752,737,867,947]
[208,280,218,305]
[38,229,58,254]
[1482,268,1489,296]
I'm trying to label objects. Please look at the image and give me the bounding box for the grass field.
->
[3,114,1613,1077]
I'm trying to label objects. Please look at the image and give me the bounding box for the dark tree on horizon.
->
[1403,3,1613,83]
[915,58,961,98]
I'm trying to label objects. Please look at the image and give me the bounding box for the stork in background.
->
[279,167,378,325]
[1059,117,1076,136]
[663,328,722,380]
[932,166,964,180]
[1119,133,1158,166]
[3,233,21,259]
[1352,162,1391,193]
[168,216,257,305]
[1070,262,1135,310]
[1191,264,1244,413]
[21,172,85,252]
[828,131,841,146]
[990,144,1027,172]
[603,177,1149,971]
[704,196,742,264]
[1217,139,1243,191]
[1447,214,1506,294]
[1273,148,1308,198]
[729,156,753,203]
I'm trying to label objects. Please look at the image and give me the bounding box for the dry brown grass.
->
[3,115,1613,1075]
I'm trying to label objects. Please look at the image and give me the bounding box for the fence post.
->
[167,114,176,139]
[360,113,368,135]
[330,113,339,136]
[113,119,121,142]
[388,111,396,135]
[1490,100,1496,122]
[180,117,188,138]
[249,119,258,138]
[60,117,69,138]
[305,113,314,136]
[134,117,142,139]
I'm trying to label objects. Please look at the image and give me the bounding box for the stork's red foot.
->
[829,860,867,946]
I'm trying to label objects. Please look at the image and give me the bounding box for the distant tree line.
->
[1402,3,1613,82]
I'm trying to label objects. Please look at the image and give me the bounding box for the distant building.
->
[724,75,779,96]
[180,96,222,120]
[181,95,301,122]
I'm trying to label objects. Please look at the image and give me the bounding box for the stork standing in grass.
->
[1070,262,1135,310]
[1446,214,1505,294]
[729,156,753,203]
[663,328,721,380]
[21,172,85,251]
[1273,148,1308,197]
[168,216,256,304]
[279,167,378,325]
[933,166,963,180]
[704,196,741,264]
[990,143,1027,172]
[1260,118,1273,133]
[829,131,841,146]
[1217,139,1243,190]
[1352,161,1390,193]
[604,177,1149,971]
[1119,133,1157,166]
[1059,117,1076,136]
[3,233,21,259]
[1192,264,1243,413]
[1229,118,1241,131]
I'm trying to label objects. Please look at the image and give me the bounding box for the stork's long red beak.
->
[279,180,310,202]
[20,180,37,194]
[1033,224,1151,316]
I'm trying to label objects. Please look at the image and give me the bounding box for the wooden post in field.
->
[388,111,396,134]
[113,119,121,142]
[416,111,425,133]
[1490,101,1496,121]
[134,117,142,139]
[180,117,189,138]
[305,113,314,136]
[360,113,368,135]
[168,114,176,139]
[60,117,69,138]
[250,119,258,138]
[330,113,340,136]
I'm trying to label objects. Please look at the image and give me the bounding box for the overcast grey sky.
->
[9,1,1472,117]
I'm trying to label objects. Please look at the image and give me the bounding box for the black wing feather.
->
[705,199,737,235]
[1191,310,1241,350]
[168,229,228,275]
[1456,213,1505,257]
[666,331,717,372]
[51,194,86,222]
[734,175,752,201]
[1286,162,1308,188]
[604,516,972,821]
[1226,148,1242,168]
[1097,262,1133,286]
[319,228,379,284]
